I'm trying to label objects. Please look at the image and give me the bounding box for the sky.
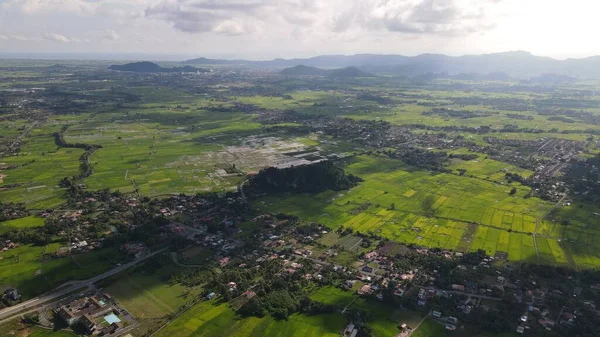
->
[0,0,598,60]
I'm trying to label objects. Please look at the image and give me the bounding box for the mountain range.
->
[109,61,209,73]
[280,65,374,78]
[184,51,600,78]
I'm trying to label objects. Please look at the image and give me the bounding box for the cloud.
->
[104,30,121,40]
[144,0,501,37]
[44,33,72,43]
[43,33,88,43]
[144,0,322,34]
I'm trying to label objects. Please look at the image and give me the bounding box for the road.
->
[414,286,503,301]
[0,248,167,322]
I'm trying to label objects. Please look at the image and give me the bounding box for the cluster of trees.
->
[239,287,336,319]
[387,148,451,173]
[448,153,479,161]
[0,201,28,222]
[422,108,495,119]
[248,161,363,194]
[563,155,600,201]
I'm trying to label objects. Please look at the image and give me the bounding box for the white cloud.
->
[43,33,89,43]
[44,33,71,43]
[104,30,121,40]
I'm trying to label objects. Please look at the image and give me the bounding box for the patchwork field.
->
[0,123,85,208]
[255,155,599,268]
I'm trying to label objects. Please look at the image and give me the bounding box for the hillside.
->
[108,61,209,73]
[326,66,374,78]
[280,65,374,78]
[280,65,327,76]
[185,51,600,78]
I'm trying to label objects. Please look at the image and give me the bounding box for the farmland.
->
[0,245,125,297]
[253,154,590,267]
[3,58,600,337]
[154,300,345,337]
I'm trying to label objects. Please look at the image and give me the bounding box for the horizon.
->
[1,50,599,62]
[1,1,599,60]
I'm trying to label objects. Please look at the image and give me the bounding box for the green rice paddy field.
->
[0,215,44,234]
[255,155,600,269]
[154,300,344,337]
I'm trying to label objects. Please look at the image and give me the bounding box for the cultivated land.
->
[3,60,600,337]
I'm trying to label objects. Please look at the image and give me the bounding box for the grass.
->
[154,300,345,337]
[0,245,124,298]
[0,216,45,234]
[106,267,199,319]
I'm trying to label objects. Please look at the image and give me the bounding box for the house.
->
[520,315,528,322]
[447,317,458,324]
[206,292,217,300]
[361,265,374,273]
[357,285,372,295]
[445,325,456,331]
[497,276,505,284]
[451,284,465,292]
[3,288,20,301]
[516,326,525,334]
[538,319,555,329]
[364,251,378,260]
[432,311,442,318]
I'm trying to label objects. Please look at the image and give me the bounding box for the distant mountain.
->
[185,54,409,68]
[280,65,374,78]
[527,73,576,84]
[109,61,209,73]
[184,51,600,79]
[326,67,374,78]
[280,65,327,76]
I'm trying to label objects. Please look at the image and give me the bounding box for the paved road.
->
[0,248,167,322]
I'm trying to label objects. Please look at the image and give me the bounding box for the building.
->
[357,284,372,295]
[432,311,442,318]
[55,296,120,334]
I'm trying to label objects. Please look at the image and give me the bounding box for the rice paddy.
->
[255,155,599,268]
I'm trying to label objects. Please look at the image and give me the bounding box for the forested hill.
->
[280,65,374,77]
[248,161,363,194]
[108,61,209,73]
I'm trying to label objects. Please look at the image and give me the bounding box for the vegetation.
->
[248,161,363,194]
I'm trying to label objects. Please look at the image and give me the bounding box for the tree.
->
[509,187,517,195]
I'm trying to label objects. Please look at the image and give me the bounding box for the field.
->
[254,154,595,267]
[104,263,203,335]
[0,245,124,298]
[0,216,44,234]
[0,123,85,208]
[154,300,345,337]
